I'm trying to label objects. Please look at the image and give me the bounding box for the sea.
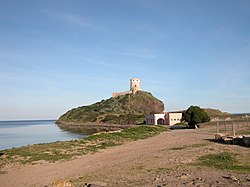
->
[0,120,98,150]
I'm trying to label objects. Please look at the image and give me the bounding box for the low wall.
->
[112,91,132,97]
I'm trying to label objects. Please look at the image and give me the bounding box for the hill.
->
[56,91,164,127]
[203,108,231,118]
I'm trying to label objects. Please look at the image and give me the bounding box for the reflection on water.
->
[0,120,99,150]
[59,126,101,135]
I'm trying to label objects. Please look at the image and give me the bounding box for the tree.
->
[185,106,210,128]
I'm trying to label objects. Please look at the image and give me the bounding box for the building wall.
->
[146,114,154,125]
[146,114,166,125]
[167,113,183,126]
[146,113,183,126]
[154,114,166,125]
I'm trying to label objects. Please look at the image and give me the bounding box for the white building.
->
[165,113,183,126]
[146,112,183,126]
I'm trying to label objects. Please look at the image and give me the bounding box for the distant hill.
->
[203,108,231,118]
[56,91,164,127]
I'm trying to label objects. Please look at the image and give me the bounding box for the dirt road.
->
[0,128,249,187]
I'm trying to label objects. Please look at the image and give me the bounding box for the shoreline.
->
[56,121,135,131]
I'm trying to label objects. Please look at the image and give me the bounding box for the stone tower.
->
[130,78,141,94]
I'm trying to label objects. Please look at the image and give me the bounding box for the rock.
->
[215,133,225,140]
[216,180,221,184]
[223,175,239,182]
[193,182,205,187]
[86,182,108,187]
[222,136,233,144]
[243,136,250,146]
[180,175,188,179]
[195,177,204,181]
[154,177,160,181]
[232,137,243,145]
[53,180,73,187]
[229,175,238,182]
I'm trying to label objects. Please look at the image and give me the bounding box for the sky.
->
[0,0,250,120]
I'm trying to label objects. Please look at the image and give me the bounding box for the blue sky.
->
[0,0,250,120]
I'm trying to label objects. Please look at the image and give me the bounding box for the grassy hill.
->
[56,91,164,126]
[203,108,231,118]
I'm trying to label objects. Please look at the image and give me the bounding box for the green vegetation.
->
[196,152,250,173]
[57,91,164,125]
[172,122,188,127]
[0,125,167,165]
[169,143,208,151]
[185,106,210,128]
[203,108,231,118]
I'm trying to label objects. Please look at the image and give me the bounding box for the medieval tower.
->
[112,78,142,97]
[130,78,141,94]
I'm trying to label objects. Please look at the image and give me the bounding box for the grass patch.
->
[190,143,208,148]
[170,147,186,150]
[169,143,208,151]
[196,152,250,173]
[1,125,167,165]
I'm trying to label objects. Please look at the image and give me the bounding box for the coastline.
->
[56,121,135,131]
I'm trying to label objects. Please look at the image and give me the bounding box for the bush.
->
[185,106,210,128]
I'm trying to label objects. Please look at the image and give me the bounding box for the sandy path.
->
[0,128,249,187]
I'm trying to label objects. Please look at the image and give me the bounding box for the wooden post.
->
[217,121,219,134]
[224,120,226,132]
[233,122,236,137]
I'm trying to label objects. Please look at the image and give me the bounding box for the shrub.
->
[185,106,210,128]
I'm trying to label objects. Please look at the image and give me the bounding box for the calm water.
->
[0,120,98,150]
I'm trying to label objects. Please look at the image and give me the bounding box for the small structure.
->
[165,112,183,126]
[146,112,182,126]
[112,78,142,97]
[146,114,166,125]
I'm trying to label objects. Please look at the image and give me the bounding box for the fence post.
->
[233,122,236,137]
[217,121,219,134]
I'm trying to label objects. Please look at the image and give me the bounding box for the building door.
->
[157,118,165,125]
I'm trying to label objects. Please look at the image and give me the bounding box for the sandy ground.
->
[0,127,249,187]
